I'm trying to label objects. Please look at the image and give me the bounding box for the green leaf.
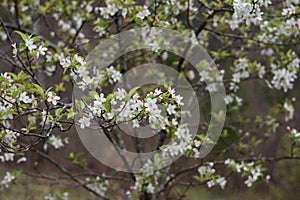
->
[67,111,76,120]
[55,82,65,92]
[68,152,86,167]
[15,31,28,41]
[55,108,62,116]
[89,91,99,99]
[32,36,40,42]
[33,83,45,97]
[101,102,110,112]
[14,170,23,178]
[19,43,27,52]
[105,93,114,102]
[128,86,140,98]
[69,152,74,160]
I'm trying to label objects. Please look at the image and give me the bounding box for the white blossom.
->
[106,66,121,83]
[3,130,16,147]
[44,193,56,200]
[290,128,300,139]
[224,95,234,105]
[136,6,150,20]
[47,92,61,105]
[216,177,227,189]
[146,183,155,194]
[166,104,176,115]
[174,95,184,106]
[271,68,297,92]
[36,46,48,58]
[1,172,15,189]
[24,36,37,51]
[122,8,127,18]
[266,175,271,183]
[17,157,27,164]
[61,192,69,200]
[19,92,32,104]
[49,135,64,149]
[144,98,158,113]
[233,0,262,25]
[194,139,201,147]
[207,179,215,188]
[245,175,256,187]
[86,178,108,197]
[11,43,17,57]
[60,57,72,69]
[198,165,215,177]
[79,116,91,129]
[95,26,105,37]
[0,31,7,41]
[283,101,294,121]
[4,153,15,162]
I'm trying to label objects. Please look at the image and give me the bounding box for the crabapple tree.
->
[0,0,300,199]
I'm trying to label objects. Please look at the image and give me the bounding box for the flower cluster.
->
[163,125,193,157]
[225,159,266,187]
[77,81,193,165]
[44,191,69,200]
[136,6,151,20]
[1,130,17,148]
[283,99,295,122]
[85,177,108,197]
[198,61,225,93]
[0,152,14,163]
[288,127,300,141]
[14,32,49,59]
[226,57,269,108]
[270,55,300,92]
[230,58,250,91]
[128,155,169,198]
[0,172,15,190]
[196,162,227,189]
[46,135,69,150]
[232,0,266,26]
